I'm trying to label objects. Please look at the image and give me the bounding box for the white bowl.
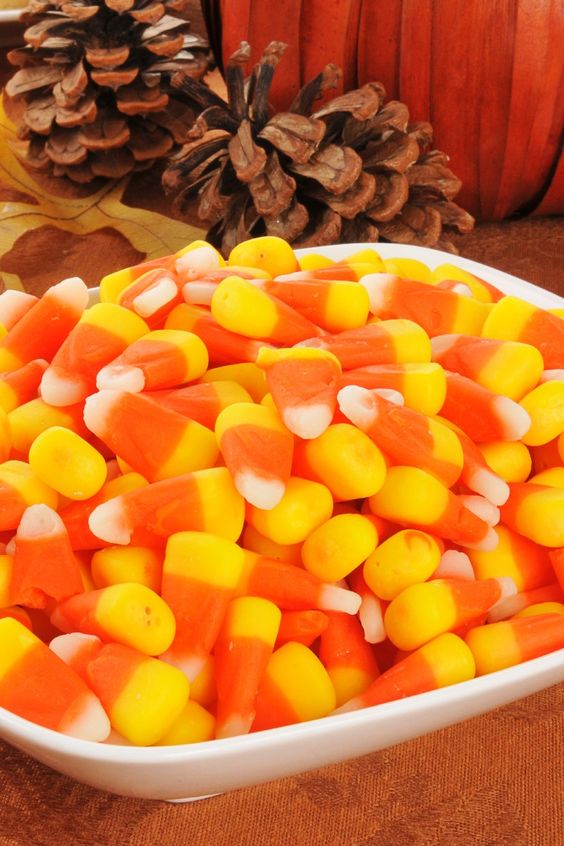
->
[1,243,563,801]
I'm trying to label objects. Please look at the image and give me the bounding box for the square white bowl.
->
[1,243,563,801]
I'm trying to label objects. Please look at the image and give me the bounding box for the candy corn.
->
[214,596,281,737]
[51,582,176,656]
[319,611,379,706]
[96,328,208,393]
[252,641,336,731]
[160,531,244,681]
[215,401,294,509]
[0,617,110,740]
[84,390,219,482]
[336,633,476,712]
[465,614,564,675]
[40,303,149,406]
[147,380,252,428]
[10,504,83,608]
[481,296,564,369]
[368,465,498,551]
[338,385,464,487]
[384,577,503,651]
[363,529,442,601]
[439,372,531,443]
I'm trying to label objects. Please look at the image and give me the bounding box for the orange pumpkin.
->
[202,0,564,220]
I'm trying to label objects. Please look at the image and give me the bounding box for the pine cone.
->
[163,42,474,256]
[5,0,211,182]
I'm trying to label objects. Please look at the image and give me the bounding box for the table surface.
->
[1,18,563,846]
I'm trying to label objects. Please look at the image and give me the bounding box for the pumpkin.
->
[201,0,564,220]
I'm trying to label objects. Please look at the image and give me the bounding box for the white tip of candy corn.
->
[433,550,475,581]
[52,277,90,312]
[159,650,206,683]
[359,273,397,314]
[104,730,133,746]
[460,526,499,552]
[372,388,404,405]
[318,584,362,615]
[357,594,387,643]
[282,403,333,440]
[83,389,119,438]
[487,577,521,623]
[215,715,253,740]
[430,334,461,360]
[133,276,178,318]
[0,290,37,329]
[337,385,378,430]
[175,245,221,281]
[17,503,63,538]
[96,364,145,393]
[458,495,500,527]
[50,632,101,665]
[235,471,285,510]
[466,467,510,506]
[182,281,218,306]
[492,395,532,441]
[40,366,87,406]
[540,369,564,383]
[60,691,111,742]
[88,497,131,545]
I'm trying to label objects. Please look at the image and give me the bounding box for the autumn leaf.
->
[0,95,206,292]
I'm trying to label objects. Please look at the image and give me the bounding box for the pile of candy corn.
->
[0,235,563,747]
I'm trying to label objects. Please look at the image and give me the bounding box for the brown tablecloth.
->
[1,20,563,846]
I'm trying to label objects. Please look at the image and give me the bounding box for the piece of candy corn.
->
[215,401,294,509]
[85,641,189,745]
[211,275,322,345]
[518,381,564,447]
[481,296,564,369]
[500,482,564,547]
[384,577,502,651]
[157,700,215,745]
[0,291,38,333]
[252,641,336,732]
[0,277,89,373]
[477,440,532,483]
[246,476,333,546]
[160,531,244,681]
[10,504,83,609]
[468,524,554,592]
[360,273,489,336]
[8,397,90,457]
[338,384,463,487]
[214,596,281,738]
[430,334,544,401]
[88,466,245,545]
[51,582,176,656]
[439,371,531,442]
[0,360,48,414]
[117,267,184,329]
[256,347,341,440]
[338,362,446,416]
[90,545,163,593]
[298,319,431,369]
[96,328,208,393]
[363,529,442,601]
[40,303,149,406]
[335,632,476,712]
[250,276,370,332]
[0,460,58,532]
[301,513,378,582]
[465,614,564,675]
[0,617,110,740]
[319,611,379,706]
[368,465,498,551]
[84,390,219,482]
[29,426,107,500]
[237,549,361,614]
[486,582,564,623]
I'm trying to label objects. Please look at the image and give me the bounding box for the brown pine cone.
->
[162,41,474,256]
[5,0,211,182]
